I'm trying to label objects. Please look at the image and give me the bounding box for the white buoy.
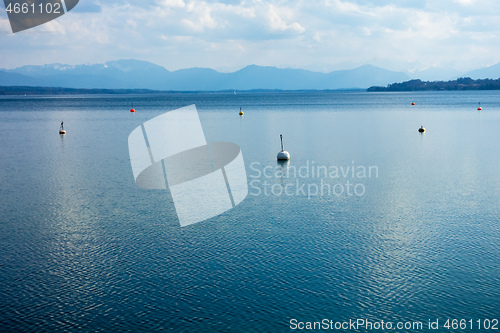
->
[277,134,290,160]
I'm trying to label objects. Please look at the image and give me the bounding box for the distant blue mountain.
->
[0,70,47,86]
[408,67,464,81]
[0,59,411,90]
[463,63,500,79]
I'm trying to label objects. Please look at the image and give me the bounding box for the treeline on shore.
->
[368,77,500,92]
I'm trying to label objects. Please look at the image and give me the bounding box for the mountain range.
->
[0,60,409,91]
[1,59,499,91]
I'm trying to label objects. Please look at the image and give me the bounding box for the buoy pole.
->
[277,134,290,160]
[59,121,66,134]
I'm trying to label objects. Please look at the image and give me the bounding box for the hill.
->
[367,77,500,92]
[0,60,410,91]
[0,86,165,95]
[463,63,500,80]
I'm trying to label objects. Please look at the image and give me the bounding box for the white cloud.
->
[0,0,500,74]
[157,0,186,8]
[266,4,305,33]
[453,0,476,5]
[0,17,11,33]
[182,1,218,32]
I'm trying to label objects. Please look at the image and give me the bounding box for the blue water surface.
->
[0,91,499,332]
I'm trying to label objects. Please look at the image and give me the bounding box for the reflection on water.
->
[0,91,500,332]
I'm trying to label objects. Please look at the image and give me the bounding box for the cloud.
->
[266,5,305,34]
[0,17,11,33]
[157,0,186,8]
[1,0,500,73]
[453,0,476,5]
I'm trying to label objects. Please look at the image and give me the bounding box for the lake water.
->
[0,91,499,332]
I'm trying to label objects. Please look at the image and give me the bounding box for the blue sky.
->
[1,0,500,73]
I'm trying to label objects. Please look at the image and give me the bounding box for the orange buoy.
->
[130,108,135,113]
[411,102,415,105]
[59,121,66,134]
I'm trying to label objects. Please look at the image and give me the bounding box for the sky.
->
[1,0,500,74]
